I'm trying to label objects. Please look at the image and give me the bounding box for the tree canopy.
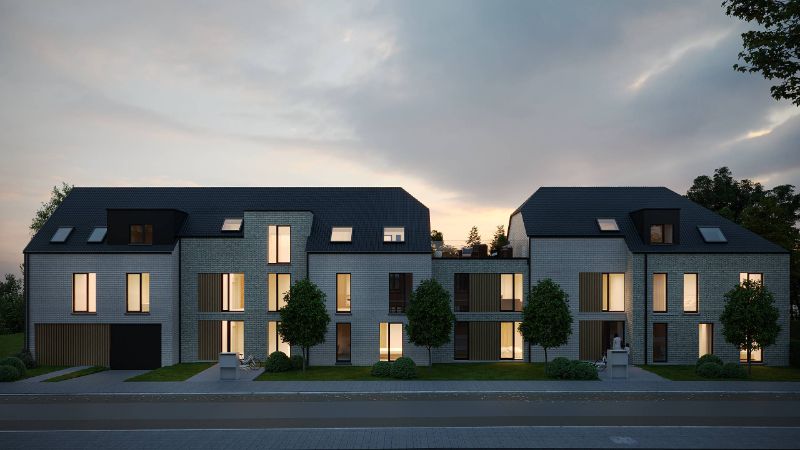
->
[490,225,509,254]
[278,278,330,371]
[0,273,24,334]
[30,182,73,233]
[406,278,455,366]
[518,278,573,364]
[720,279,781,374]
[466,226,481,247]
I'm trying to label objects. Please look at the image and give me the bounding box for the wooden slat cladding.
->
[198,274,222,312]
[579,272,603,312]
[579,320,603,361]
[35,323,110,366]
[469,321,500,360]
[469,274,500,312]
[198,320,222,360]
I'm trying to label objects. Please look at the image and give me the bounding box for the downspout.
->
[24,253,29,352]
[528,238,533,362]
[643,253,648,365]
[177,241,182,363]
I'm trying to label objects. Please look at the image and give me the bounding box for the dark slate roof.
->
[512,187,787,253]
[24,187,431,254]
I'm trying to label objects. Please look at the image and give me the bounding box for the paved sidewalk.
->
[20,366,90,383]
[186,364,264,382]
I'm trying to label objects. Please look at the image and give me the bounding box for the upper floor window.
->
[268,273,291,311]
[500,273,523,312]
[454,273,470,312]
[383,227,405,242]
[596,218,619,231]
[126,273,150,313]
[50,226,73,243]
[87,227,107,243]
[331,227,353,242]
[653,273,667,313]
[221,218,243,232]
[698,226,727,243]
[602,273,625,312]
[72,273,96,313]
[389,273,412,314]
[683,273,698,313]
[221,273,244,312]
[650,224,673,244]
[268,225,290,264]
[130,224,153,245]
[337,273,351,313]
[740,272,763,285]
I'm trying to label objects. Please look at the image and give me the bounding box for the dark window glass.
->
[336,323,351,362]
[650,224,673,245]
[389,273,411,313]
[454,322,469,360]
[454,273,469,312]
[653,323,668,362]
[130,224,153,244]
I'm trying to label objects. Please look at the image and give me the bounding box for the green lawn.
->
[640,364,800,381]
[44,366,107,382]
[0,333,23,358]
[256,362,548,381]
[126,362,215,382]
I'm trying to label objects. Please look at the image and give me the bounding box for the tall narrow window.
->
[602,273,625,312]
[222,320,244,357]
[454,273,470,312]
[500,274,523,311]
[268,273,291,311]
[739,272,763,285]
[653,273,667,313]
[72,273,97,313]
[268,225,291,264]
[389,273,412,313]
[337,273,351,313]
[130,224,153,244]
[221,273,244,312]
[699,323,713,358]
[126,273,150,313]
[268,321,290,356]
[379,322,403,361]
[653,323,667,362]
[683,273,698,313]
[454,322,469,360]
[336,323,351,362]
[500,322,523,360]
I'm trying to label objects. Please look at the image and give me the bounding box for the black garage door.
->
[110,324,161,369]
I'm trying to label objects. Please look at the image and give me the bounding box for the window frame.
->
[125,272,150,313]
[388,273,412,314]
[221,273,245,312]
[454,321,469,360]
[740,272,764,285]
[336,322,351,363]
[500,273,523,312]
[50,226,74,243]
[653,322,668,363]
[267,321,290,357]
[87,227,107,243]
[268,273,291,312]
[383,227,405,243]
[268,225,291,264]
[649,224,673,245]
[72,273,96,314]
[596,218,619,231]
[683,273,699,314]
[454,273,470,312]
[221,218,243,232]
[336,273,351,314]
[500,321,523,360]
[330,227,353,243]
[601,273,625,312]
[698,323,714,358]
[652,273,668,313]
[698,226,727,243]
[129,224,153,245]
[222,320,245,357]
[379,322,403,362]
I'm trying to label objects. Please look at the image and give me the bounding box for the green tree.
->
[465,226,481,247]
[720,280,781,374]
[519,278,573,365]
[723,0,800,106]
[0,273,24,334]
[278,279,330,372]
[489,225,509,254]
[30,182,73,233]
[406,279,455,366]
[430,230,444,242]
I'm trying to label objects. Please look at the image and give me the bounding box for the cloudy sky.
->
[1,0,798,276]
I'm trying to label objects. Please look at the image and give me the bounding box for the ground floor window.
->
[379,322,403,361]
[500,321,523,360]
[336,323,351,362]
[454,322,469,360]
[740,342,763,363]
[222,320,244,358]
[653,323,667,362]
[268,321,290,356]
[699,323,713,358]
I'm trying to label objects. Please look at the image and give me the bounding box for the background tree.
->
[687,167,800,317]
[0,273,24,334]
[406,279,455,366]
[720,280,781,374]
[490,225,510,254]
[430,230,444,242]
[519,278,573,364]
[278,279,330,372]
[465,226,481,247]
[723,0,800,106]
[30,182,73,233]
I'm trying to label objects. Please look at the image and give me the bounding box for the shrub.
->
[0,356,26,377]
[721,362,747,379]
[567,361,599,380]
[15,349,36,369]
[546,357,572,379]
[289,354,304,370]
[0,365,19,382]
[264,351,292,373]
[390,357,417,379]
[371,361,392,378]
[696,361,722,378]
[696,354,724,368]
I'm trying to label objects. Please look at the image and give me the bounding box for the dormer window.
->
[650,224,673,244]
[596,218,619,231]
[698,226,727,243]
[87,227,107,243]
[221,218,243,232]
[130,224,153,245]
[383,227,405,242]
[50,227,73,243]
[331,227,353,242]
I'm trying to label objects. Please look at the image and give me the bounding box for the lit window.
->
[699,323,713,358]
[337,323,351,362]
[221,273,244,312]
[683,273,698,313]
[653,273,667,313]
[602,273,625,312]
[596,218,619,231]
[740,272,763,285]
[268,225,291,264]
[331,227,353,242]
[268,273,291,311]
[500,322,523,360]
[698,226,727,243]
[50,227,73,243]
[337,273,351,313]
[222,320,244,358]
[221,218,243,232]
[268,321,290,356]
[650,224,673,244]
[126,273,150,313]
[87,227,107,243]
[740,342,762,363]
[500,274,524,311]
[379,322,403,361]
[130,224,153,245]
[72,273,96,313]
[383,227,405,242]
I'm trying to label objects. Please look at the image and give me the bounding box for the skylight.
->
[221,218,243,232]
[87,227,107,243]
[698,226,727,243]
[50,227,73,243]
[596,218,619,231]
[331,227,353,242]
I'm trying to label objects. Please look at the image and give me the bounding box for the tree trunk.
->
[527,342,531,363]
[747,346,752,376]
[302,346,308,373]
[544,347,548,368]
[427,346,432,367]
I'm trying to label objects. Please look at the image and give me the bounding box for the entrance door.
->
[110,324,161,369]
[602,321,625,354]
